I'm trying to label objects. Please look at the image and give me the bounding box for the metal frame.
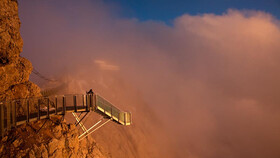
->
[79,118,112,141]
[0,93,131,137]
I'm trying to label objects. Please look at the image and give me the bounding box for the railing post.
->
[7,102,11,130]
[38,99,41,120]
[27,100,30,123]
[82,95,85,107]
[129,112,132,124]
[94,94,97,111]
[124,112,127,125]
[93,94,97,110]
[89,94,93,111]
[63,96,66,115]
[86,95,89,112]
[55,97,58,115]
[73,95,77,112]
[12,101,16,127]
[0,103,4,137]
[91,94,94,111]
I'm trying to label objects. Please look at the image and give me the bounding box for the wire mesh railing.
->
[95,95,132,125]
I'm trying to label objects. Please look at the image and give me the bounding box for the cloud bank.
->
[19,1,280,158]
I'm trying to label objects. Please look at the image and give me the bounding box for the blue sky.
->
[104,0,280,22]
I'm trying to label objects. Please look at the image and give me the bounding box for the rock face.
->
[0,116,110,158]
[0,0,41,101]
[0,1,110,157]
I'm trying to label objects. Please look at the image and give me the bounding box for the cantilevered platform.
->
[0,93,132,137]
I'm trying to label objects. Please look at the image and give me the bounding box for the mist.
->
[18,0,280,158]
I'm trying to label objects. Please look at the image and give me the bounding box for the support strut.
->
[72,112,88,132]
[79,118,111,141]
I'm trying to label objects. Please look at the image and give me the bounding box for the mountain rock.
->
[0,0,41,101]
[0,115,110,158]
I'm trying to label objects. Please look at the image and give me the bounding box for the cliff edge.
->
[0,116,110,158]
[0,0,41,101]
[0,1,110,157]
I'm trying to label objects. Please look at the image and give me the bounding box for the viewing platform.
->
[0,93,132,137]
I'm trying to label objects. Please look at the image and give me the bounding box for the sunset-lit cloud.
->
[19,1,280,158]
[94,60,120,71]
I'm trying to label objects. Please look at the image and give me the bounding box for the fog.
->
[19,0,280,158]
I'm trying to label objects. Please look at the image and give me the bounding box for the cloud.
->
[94,60,120,71]
[18,1,280,158]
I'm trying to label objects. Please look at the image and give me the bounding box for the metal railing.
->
[95,95,132,125]
[0,93,132,137]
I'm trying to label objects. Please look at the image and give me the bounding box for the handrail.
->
[0,93,132,137]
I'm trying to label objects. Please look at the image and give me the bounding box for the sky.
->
[18,0,280,158]
[104,0,280,22]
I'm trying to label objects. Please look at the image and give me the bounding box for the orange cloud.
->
[19,1,280,157]
[94,60,120,71]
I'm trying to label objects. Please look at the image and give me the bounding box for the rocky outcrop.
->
[0,0,41,101]
[0,0,22,64]
[0,1,110,157]
[0,116,110,158]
